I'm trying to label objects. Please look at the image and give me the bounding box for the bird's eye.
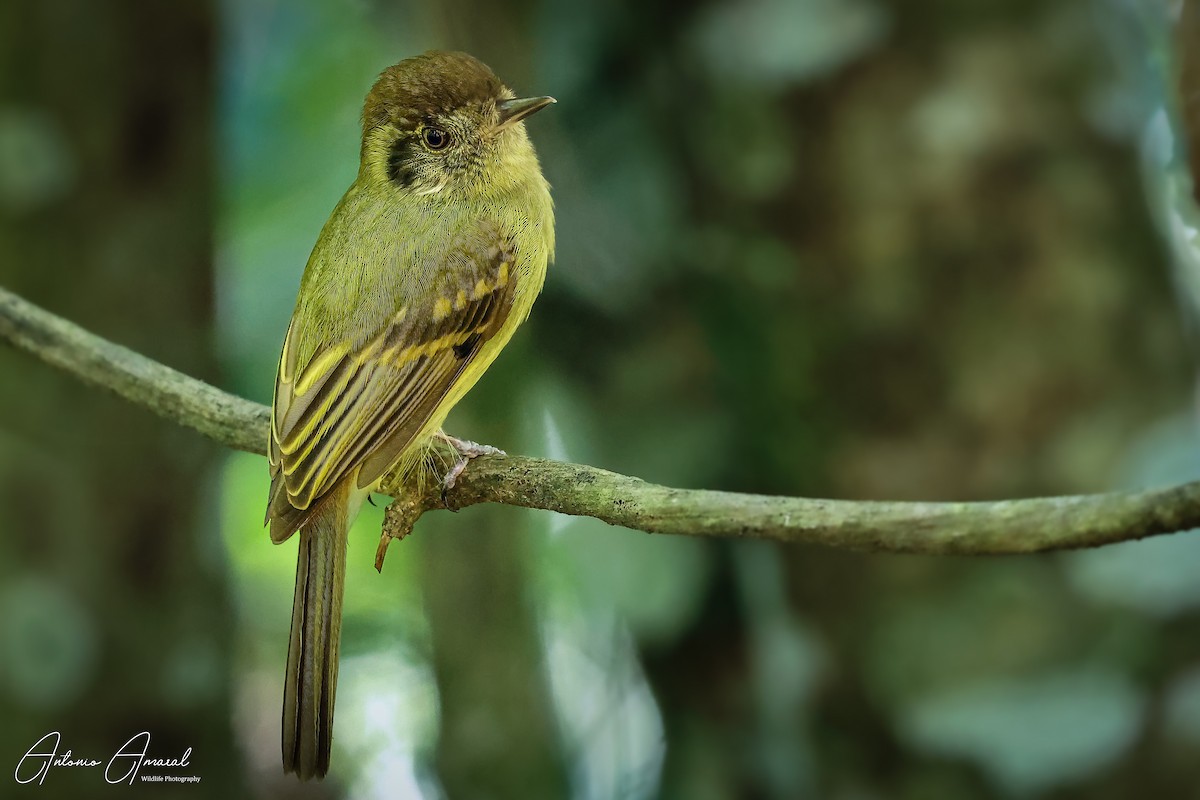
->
[423,127,450,150]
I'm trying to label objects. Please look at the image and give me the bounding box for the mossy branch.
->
[2,284,1197,564]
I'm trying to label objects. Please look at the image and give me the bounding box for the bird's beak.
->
[495,96,556,131]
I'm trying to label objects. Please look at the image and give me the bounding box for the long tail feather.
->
[282,480,349,780]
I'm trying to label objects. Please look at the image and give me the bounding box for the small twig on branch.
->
[1,283,1197,560]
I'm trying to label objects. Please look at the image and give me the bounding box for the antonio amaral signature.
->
[14,731,195,786]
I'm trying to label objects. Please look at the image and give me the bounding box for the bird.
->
[264,50,555,780]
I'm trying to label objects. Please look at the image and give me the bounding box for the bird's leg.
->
[434,431,505,493]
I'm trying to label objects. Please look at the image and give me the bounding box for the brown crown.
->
[362,51,506,133]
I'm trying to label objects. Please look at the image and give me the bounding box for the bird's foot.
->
[436,433,505,497]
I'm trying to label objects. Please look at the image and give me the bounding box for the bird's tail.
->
[282,481,349,781]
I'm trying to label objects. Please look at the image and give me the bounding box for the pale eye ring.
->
[423,127,450,150]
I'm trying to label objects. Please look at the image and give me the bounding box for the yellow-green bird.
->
[264,51,555,780]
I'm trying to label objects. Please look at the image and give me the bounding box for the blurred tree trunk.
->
[0,0,237,793]
[1182,0,1200,204]
[419,510,568,799]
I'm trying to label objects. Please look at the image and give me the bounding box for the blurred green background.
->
[2,0,1199,797]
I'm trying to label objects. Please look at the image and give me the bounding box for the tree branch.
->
[0,285,269,454]
[2,283,1197,560]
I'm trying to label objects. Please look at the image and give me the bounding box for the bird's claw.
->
[437,434,505,506]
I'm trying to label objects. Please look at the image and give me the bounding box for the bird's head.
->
[359,51,554,199]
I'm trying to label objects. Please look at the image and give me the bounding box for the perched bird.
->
[264,51,555,780]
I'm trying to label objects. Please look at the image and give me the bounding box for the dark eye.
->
[423,127,450,150]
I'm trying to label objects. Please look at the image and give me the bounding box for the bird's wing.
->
[266,228,520,543]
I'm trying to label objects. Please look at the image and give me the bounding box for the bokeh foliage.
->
[1,0,1197,797]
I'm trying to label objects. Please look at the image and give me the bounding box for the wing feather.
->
[266,230,519,542]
